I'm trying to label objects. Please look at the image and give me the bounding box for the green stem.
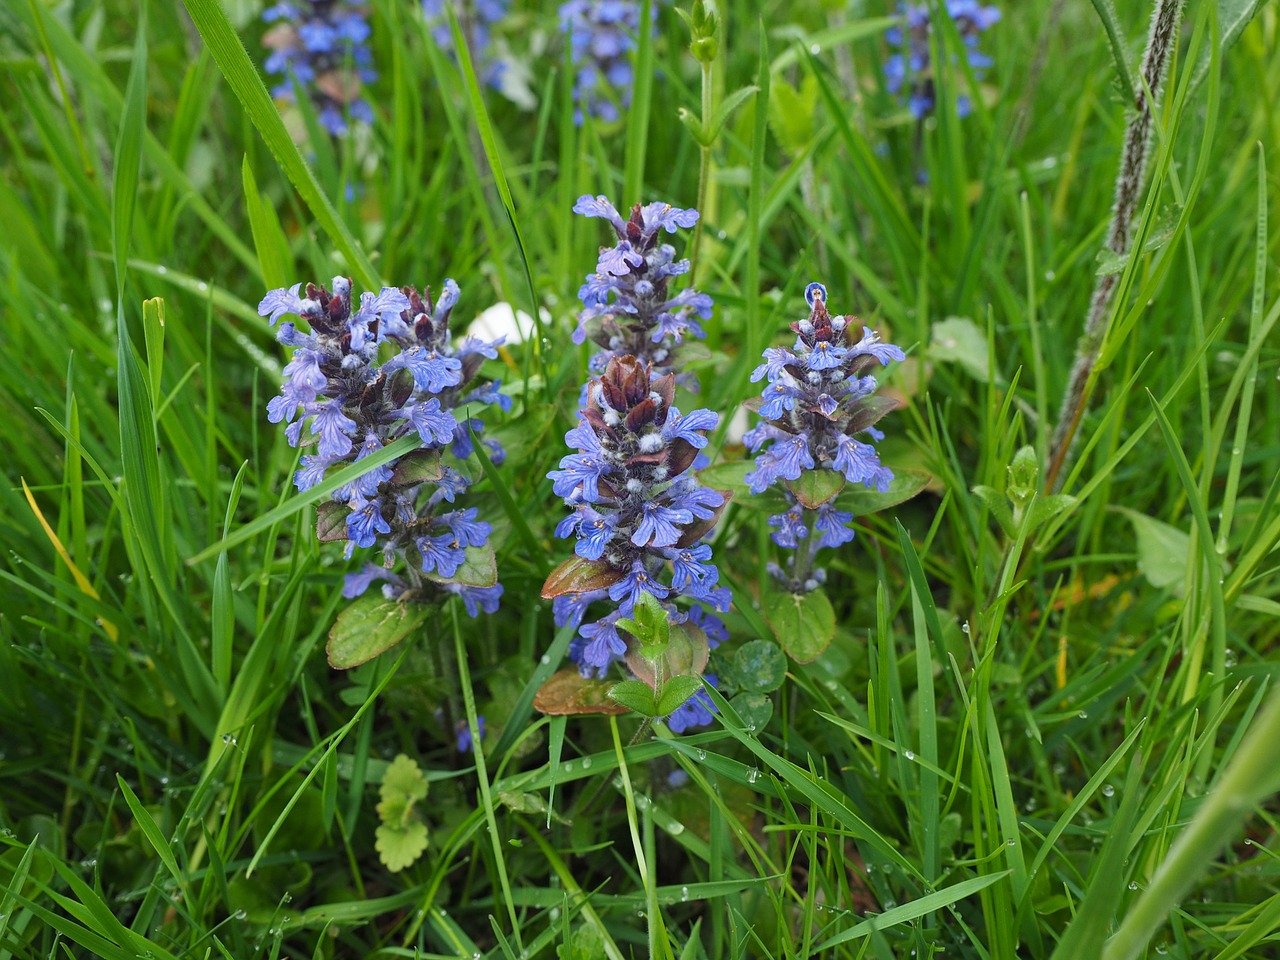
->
[688,58,714,284]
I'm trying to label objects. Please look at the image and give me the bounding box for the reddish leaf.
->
[316,500,348,542]
[675,489,733,548]
[541,556,625,599]
[625,620,710,689]
[533,670,630,715]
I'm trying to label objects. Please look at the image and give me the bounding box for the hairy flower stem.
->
[1046,0,1184,491]
[689,59,714,285]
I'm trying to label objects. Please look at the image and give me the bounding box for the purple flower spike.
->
[261,0,375,137]
[745,282,904,592]
[884,2,1001,120]
[571,194,712,389]
[545,356,731,681]
[261,276,506,614]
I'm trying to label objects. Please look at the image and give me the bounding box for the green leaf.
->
[424,543,497,588]
[929,316,991,382]
[389,448,443,486]
[706,84,760,143]
[141,298,165,410]
[785,469,846,509]
[655,675,707,716]
[764,588,836,663]
[1114,507,1190,590]
[729,692,773,733]
[375,821,428,873]
[379,754,429,813]
[1088,0,1137,106]
[608,679,659,716]
[768,75,818,154]
[1030,494,1078,529]
[241,155,290,289]
[817,872,1012,948]
[1191,0,1267,91]
[839,469,930,515]
[326,595,429,669]
[533,670,630,715]
[973,485,1016,538]
[730,639,789,693]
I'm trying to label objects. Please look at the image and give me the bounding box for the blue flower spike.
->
[545,356,731,693]
[258,277,507,613]
[884,1,1001,120]
[744,282,905,592]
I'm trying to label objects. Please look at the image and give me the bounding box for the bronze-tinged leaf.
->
[541,556,625,599]
[785,470,846,509]
[666,438,698,477]
[533,670,630,715]
[390,448,442,486]
[674,490,732,548]
[388,367,415,409]
[316,500,348,542]
[651,372,675,413]
[625,397,657,432]
[844,395,900,434]
[741,396,763,413]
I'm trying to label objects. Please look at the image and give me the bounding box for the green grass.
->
[1,0,1279,957]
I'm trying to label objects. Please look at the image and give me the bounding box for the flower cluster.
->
[262,1,376,136]
[423,0,510,89]
[744,282,904,592]
[548,356,730,679]
[559,0,644,124]
[572,195,712,388]
[259,276,509,613]
[884,1,1001,120]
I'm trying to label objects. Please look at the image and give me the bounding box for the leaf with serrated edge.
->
[609,679,659,716]
[655,675,705,715]
[327,595,428,669]
[533,670,630,715]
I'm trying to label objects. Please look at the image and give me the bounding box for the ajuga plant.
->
[744,282,904,593]
[572,195,713,389]
[262,0,376,135]
[423,0,511,89]
[884,0,1000,120]
[259,276,508,626]
[541,356,730,727]
[559,1,643,124]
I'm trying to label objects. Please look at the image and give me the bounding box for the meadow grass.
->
[1,0,1279,957]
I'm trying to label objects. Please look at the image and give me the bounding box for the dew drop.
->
[197,282,209,293]
[961,621,971,635]
[233,909,247,920]
[157,265,167,275]
[695,748,706,761]
[1044,270,1056,281]
[1077,710,1088,719]
[540,654,551,665]
[680,885,690,902]
[904,750,915,761]
[745,767,759,784]
[563,762,573,773]
[1102,784,1115,798]
[809,43,821,54]
[1128,881,1139,890]
[548,907,560,920]
[581,757,592,769]
[221,734,237,745]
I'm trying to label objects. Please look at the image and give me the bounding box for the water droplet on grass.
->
[904,750,915,761]
[1102,784,1115,797]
